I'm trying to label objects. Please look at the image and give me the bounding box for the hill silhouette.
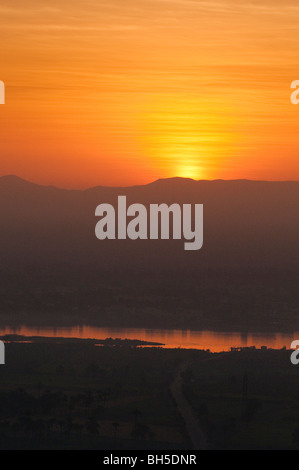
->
[0,175,298,269]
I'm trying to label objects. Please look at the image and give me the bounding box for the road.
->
[170,360,208,450]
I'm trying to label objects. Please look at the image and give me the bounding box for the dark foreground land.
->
[0,339,298,450]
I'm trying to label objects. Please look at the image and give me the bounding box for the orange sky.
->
[0,0,299,188]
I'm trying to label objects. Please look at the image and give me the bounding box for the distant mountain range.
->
[0,174,298,269]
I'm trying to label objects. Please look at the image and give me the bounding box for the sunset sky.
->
[0,0,299,188]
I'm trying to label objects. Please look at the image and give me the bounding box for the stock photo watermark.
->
[95,196,203,251]
[0,81,4,104]
[290,341,299,365]
[290,80,299,104]
[0,341,5,364]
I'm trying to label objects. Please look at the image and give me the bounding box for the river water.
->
[0,325,296,352]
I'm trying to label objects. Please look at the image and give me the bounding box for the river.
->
[0,325,296,352]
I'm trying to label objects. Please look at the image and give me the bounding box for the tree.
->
[112,421,119,441]
[86,416,99,435]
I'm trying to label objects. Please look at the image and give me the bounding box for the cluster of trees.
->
[0,387,156,447]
